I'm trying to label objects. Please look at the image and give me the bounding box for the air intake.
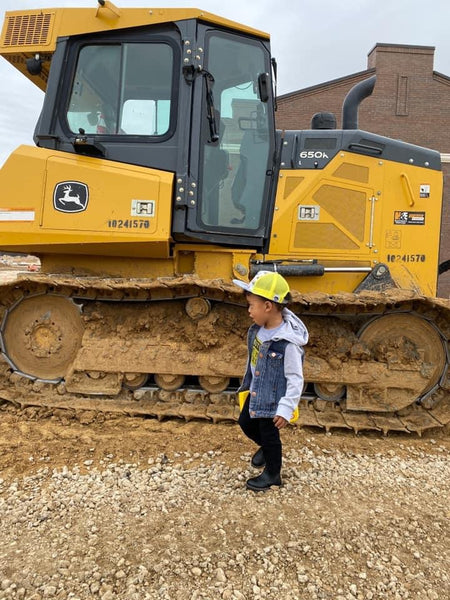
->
[3,13,53,47]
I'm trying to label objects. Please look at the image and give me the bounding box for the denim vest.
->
[240,323,288,419]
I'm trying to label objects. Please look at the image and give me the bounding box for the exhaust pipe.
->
[342,75,376,130]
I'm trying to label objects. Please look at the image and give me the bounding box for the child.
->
[233,271,308,492]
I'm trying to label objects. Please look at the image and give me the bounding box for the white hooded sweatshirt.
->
[249,308,309,421]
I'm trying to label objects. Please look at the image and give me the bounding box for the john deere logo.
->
[53,181,89,213]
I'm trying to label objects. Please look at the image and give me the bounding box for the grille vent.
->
[3,13,53,47]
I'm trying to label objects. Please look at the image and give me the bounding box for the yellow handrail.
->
[400,172,415,207]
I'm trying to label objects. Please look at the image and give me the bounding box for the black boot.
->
[251,448,266,468]
[246,468,282,492]
[263,444,282,476]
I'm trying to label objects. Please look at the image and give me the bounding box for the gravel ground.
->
[0,410,449,600]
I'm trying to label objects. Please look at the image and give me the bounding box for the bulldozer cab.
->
[31,13,276,249]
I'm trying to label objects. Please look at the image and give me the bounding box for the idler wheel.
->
[358,313,446,395]
[2,295,84,380]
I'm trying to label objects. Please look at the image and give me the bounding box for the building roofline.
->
[278,68,375,102]
[367,42,435,55]
[433,71,450,85]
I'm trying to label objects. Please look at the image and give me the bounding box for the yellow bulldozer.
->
[0,1,448,433]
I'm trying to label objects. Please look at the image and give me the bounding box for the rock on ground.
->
[0,407,449,599]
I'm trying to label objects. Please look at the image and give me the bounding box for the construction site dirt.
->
[0,262,449,599]
[0,405,449,600]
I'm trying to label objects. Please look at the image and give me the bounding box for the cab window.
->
[67,43,173,136]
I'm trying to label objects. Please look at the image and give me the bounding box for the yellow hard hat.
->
[233,270,290,304]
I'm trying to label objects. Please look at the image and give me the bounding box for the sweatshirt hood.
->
[274,308,309,346]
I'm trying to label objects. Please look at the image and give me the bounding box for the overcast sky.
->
[0,0,449,166]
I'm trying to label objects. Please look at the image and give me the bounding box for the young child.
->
[233,271,308,492]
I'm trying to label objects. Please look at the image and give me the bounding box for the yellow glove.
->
[238,390,249,410]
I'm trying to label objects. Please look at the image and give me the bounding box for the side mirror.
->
[26,54,42,76]
[258,72,270,103]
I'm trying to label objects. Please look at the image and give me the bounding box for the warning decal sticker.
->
[0,209,35,221]
[385,230,402,249]
[420,184,430,198]
[394,211,425,226]
[131,200,155,217]
[298,205,320,221]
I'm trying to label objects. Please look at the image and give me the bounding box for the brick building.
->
[276,44,450,298]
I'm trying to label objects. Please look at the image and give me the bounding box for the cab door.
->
[181,27,277,249]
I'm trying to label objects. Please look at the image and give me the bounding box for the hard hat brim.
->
[232,279,252,293]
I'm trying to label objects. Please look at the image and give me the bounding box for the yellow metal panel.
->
[332,162,369,184]
[0,145,173,258]
[42,155,165,235]
[194,251,234,280]
[1,6,269,46]
[270,156,380,261]
[268,150,442,296]
[175,245,254,281]
[284,273,366,295]
[293,222,360,250]
[374,160,442,296]
[40,254,175,277]
[2,11,54,47]
[283,176,304,199]
[312,184,367,241]
[0,144,46,227]
[0,5,269,90]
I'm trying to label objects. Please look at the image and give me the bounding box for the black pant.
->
[238,398,282,474]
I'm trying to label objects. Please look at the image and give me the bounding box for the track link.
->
[0,273,449,435]
[1,382,448,436]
